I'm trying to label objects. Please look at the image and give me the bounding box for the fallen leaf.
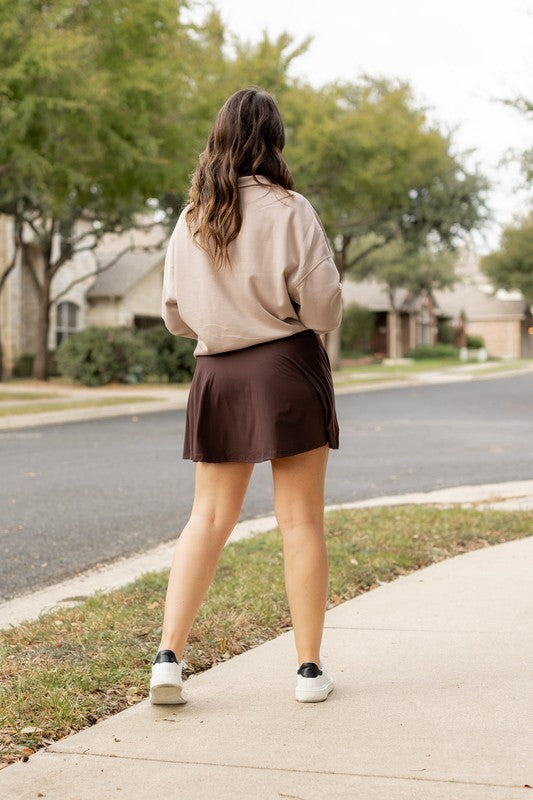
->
[20,727,42,734]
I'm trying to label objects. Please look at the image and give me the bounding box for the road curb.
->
[1,366,532,430]
[1,479,531,631]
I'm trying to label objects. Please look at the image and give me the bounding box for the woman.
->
[149,87,342,705]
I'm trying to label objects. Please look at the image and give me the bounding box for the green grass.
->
[0,392,62,402]
[333,375,409,388]
[1,505,531,768]
[0,396,161,417]
[338,357,462,374]
[336,358,532,383]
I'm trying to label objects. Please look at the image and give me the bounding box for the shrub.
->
[466,334,485,349]
[56,327,155,386]
[12,352,34,378]
[135,326,195,383]
[405,343,459,359]
[12,350,60,378]
[341,303,375,355]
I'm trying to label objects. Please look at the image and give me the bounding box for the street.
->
[1,373,532,602]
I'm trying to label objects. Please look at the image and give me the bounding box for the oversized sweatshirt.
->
[161,175,343,356]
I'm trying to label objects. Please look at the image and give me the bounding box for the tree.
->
[500,96,533,187]
[481,211,533,303]
[0,0,201,379]
[0,5,309,379]
[348,237,456,357]
[283,78,489,367]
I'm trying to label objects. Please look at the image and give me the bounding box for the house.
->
[434,284,531,358]
[342,244,532,359]
[433,244,532,358]
[341,278,439,358]
[85,251,164,331]
[0,214,166,375]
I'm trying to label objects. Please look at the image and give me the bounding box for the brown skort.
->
[182,328,339,463]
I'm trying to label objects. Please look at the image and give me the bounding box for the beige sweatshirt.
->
[161,175,343,356]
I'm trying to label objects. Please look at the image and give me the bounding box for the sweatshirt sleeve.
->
[287,201,343,333]
[161,226,197,339]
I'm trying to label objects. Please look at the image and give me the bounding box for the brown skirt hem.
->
[185,437,336,464]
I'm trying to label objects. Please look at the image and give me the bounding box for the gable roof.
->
[342,279,411,312]
[433,284,527,321]
[86,250,164,299]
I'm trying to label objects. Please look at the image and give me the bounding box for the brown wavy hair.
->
[186,88,294,269]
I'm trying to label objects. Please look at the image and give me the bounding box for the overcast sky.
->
[211,0,532,252]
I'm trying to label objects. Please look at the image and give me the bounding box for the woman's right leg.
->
[158,460,254,660]
[271,444,330,667]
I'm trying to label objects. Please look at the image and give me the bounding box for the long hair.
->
[186,88,294,269]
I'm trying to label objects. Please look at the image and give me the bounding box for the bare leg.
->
[158,460,254,660]
[271,444,330,666]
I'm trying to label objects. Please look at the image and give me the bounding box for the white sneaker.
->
[149,649,188,705]
[295,658,334,703]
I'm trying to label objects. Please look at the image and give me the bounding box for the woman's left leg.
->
[158,460,254,659]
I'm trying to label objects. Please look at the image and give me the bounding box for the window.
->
[56,301,79,347]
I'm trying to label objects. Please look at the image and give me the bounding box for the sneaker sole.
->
[295,683,334,703]
[149,684,187,705]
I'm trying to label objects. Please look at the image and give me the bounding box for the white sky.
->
[211,0,533,252]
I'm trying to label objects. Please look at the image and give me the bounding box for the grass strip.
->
[1,505,531,767]
[0,396,161,417]
[0,392,62,402]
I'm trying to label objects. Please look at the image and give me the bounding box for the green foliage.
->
[466,334,485,349]
[55,327,155,386]
[348,236,457,298]
[284,78,489,256]
[437,321,457,345]
[136,326,195,383]
[12,350,59,377]
[0,0,195,221]
[481,211,533,302]
[12,352,34,378]
[405,343,459,359]
[340,303,375,354]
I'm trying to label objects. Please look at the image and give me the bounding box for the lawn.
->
[1,504,531,769]
[0,396,161,417]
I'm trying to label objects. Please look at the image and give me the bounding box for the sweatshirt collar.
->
[237,175,272,187]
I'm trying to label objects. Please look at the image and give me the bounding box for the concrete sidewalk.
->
[1,535,531,798]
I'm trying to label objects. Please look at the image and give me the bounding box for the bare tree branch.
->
[50,239,167,304]
[345,235,395,269]
[0,216,24,292]
[24,244,44,294]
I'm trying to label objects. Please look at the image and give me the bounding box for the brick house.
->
[341,278,439,358]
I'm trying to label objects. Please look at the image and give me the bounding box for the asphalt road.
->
[1,373,532,602]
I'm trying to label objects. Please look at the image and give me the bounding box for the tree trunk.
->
[326,324,341,371]
[387,288,401,359]
[32,279,51,381]
[325,236,347,373]
[387,310,398,358]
